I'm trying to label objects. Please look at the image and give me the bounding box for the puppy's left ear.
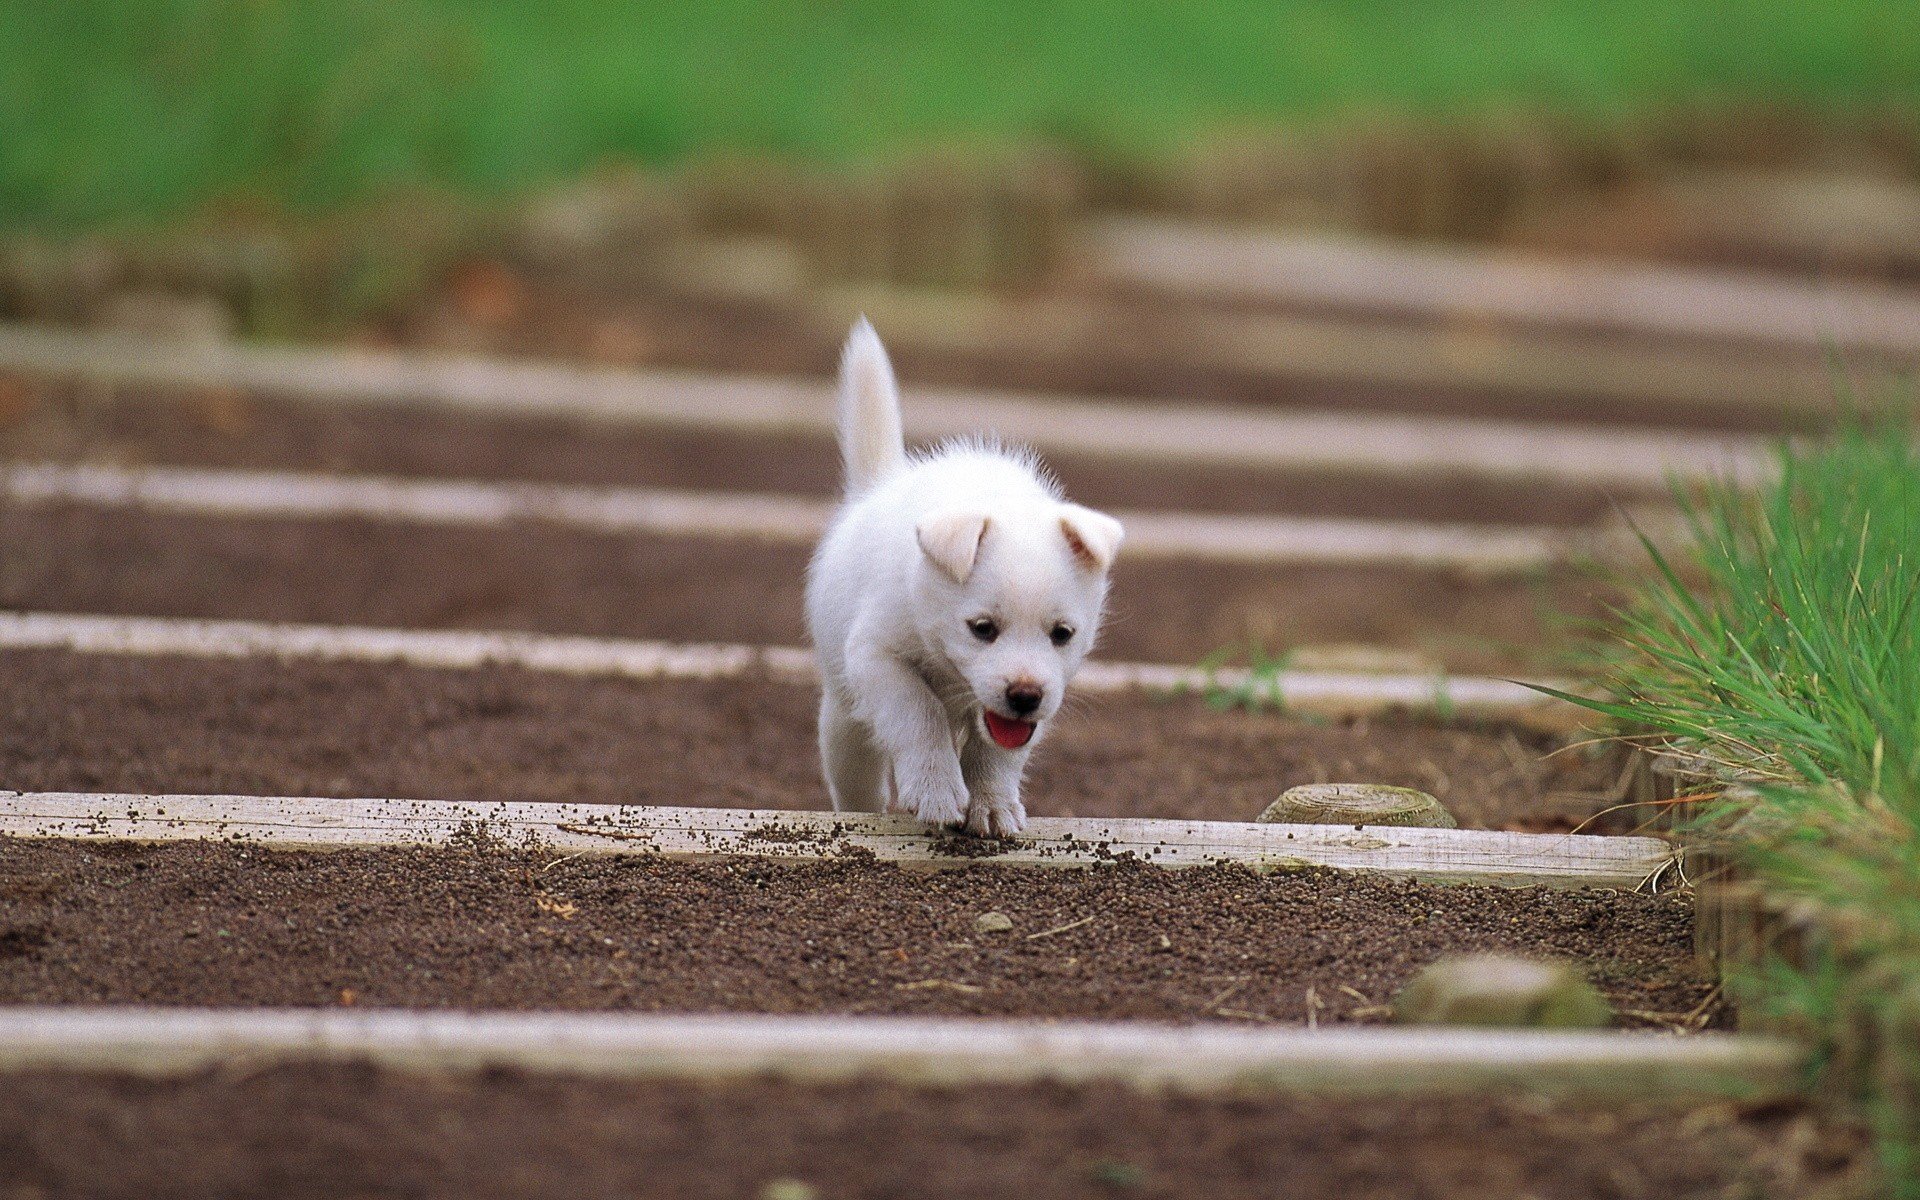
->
[1059,504,1124,573]
[918,510,991,583]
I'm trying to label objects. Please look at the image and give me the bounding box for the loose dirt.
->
[0,840,1709,1026]
[0,505,1612,673]
[0,650,1628,830]
[0,378,1637,526]
[0,1063,1870,1200]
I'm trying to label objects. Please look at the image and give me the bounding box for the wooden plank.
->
[0,1007,1805,1098]
[0,793,1676,889]
[1116,507,1564,570]
[0,460,1568,572]
[817,283,1842,420]
[1086,217,1920,359]
[0,610,816,683]
[0,611,1583,723]
[0,324,1767,488]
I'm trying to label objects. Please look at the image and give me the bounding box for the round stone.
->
[1257,783,1458,828]
[1392,954,1612,1028]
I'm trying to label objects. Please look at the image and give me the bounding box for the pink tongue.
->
[984,711,1036,750]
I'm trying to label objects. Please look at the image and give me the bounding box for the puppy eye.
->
[1050,624,1075,647]
[967,617,1000,643]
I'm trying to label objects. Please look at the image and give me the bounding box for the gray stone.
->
[1392,954,1612,1028]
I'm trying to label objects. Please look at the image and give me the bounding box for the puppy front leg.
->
[961,737,1030,838]
[843,634,968,827]
[817,690,886,813]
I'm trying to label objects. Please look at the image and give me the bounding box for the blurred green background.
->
[5,0,1916,231]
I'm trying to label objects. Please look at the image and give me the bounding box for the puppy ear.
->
[1059,504,1124,573]
[917,510,991,583]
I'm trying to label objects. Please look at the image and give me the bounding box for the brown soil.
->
[0,651,1625,831]
[0,839,1709,1026]
[0,377,1638,527]
[0,505,1612,673]
[0,1064,1871,1200]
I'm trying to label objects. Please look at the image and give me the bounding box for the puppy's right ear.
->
[917,510,990,584]
[1059,504,1123,574]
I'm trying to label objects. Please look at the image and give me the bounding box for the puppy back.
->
[837,318,907,493]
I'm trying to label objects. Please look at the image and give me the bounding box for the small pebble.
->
[759,1180,818,1200]
[975,911,1015,934]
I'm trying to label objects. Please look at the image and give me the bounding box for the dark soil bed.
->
[0,504,1611,673]
[0,1062,1870,1200]
[0,840,1709,1027]
[0,377,1637,527]
[0,650,1628,831]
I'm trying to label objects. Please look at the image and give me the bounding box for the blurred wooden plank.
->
[0,611,1583,723]
[0,610,814,682]
[0,460,1568,571]
[0,325,1768,488]
[815,283,1843,421]
[1086,217,1920,359]
[0,1008,1805,1098]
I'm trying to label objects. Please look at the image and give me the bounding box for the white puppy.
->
[806,319,1123,837]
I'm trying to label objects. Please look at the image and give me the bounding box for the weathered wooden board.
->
[0,460,1568,571]
[1086,217,1920,359]
[0,611,1584,723]
[0,609,814,680]
[811,282,1840,419]
[0,1008,1806,1098]
[0,324,1766,487]
[0,792,1676,888]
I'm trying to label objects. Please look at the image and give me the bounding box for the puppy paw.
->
[966,794,1027,839]
[900,761,970,827]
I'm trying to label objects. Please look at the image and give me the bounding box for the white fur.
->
[835,319,906,492]
[806,318,1123,837]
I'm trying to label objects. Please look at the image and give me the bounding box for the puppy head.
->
[913,501,1123,750]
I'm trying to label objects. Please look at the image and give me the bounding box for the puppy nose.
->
[1005,682,1043,716]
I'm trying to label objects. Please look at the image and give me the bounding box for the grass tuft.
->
[1567,405,1920,1194]
[1577,418,1920,794]
[1198,645,1295,714]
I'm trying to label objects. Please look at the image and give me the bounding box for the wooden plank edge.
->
[0,611,1585,724]
[812,281,1840,416]
[0,1008,1808,1099]
[0,324,1766,488]
[1083,217,1920,359]
[0,460,1570,572]
[0,793,1679,890]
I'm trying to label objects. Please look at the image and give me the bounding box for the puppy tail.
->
[836,317,906,493]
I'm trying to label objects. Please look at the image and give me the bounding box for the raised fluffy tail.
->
[836,317,906,493]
